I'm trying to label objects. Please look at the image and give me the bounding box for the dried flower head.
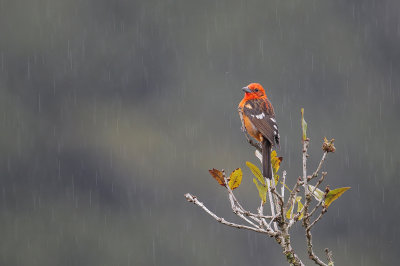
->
[322,137,336,153]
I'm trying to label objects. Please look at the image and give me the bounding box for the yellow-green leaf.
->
[209,168,226,187]
[282,182,292,193]
[253,178,267,204]
[246,161,265,185]
[324,187,351,208]
[228,168,242,190]
[274,174,279,186]
[296,197,304,220]
[271,150,283,174]
[308,185,324,201]
[287,197,304,220]
[301,108,307,140]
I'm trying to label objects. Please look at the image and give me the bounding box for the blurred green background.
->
[0,0,399,265]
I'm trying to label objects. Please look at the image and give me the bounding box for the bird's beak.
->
[242,87,252,93]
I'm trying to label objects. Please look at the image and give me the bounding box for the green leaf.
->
[301,108,307,140]
[253,178,267,204]
[246,161,265,185]
[286,204,293,219]
[325,187,351,208]
[228,168,242,190]
[308,185,325,201]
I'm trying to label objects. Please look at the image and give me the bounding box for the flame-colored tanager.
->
[238,83,280,179]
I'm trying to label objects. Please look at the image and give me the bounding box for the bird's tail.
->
[262,140,272,180]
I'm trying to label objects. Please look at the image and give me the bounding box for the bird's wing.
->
[243,98,280,146]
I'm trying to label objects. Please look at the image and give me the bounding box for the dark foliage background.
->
[0,0,399,265]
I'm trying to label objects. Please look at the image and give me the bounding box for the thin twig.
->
[268,212,281,228]
[281,170,287,201]
[325,248,334,266]
[308,198,325,219]
[270,187,284,223]
[257,202,273,231]
[308,152,328,182]
[243,211,273,220]
[302,138,310,195]
[308,185,328,219]
[228,194,260,228]
[224,174,264,227]
[303,190,328,265]
[310,172,327,197]
[285,177,302,215]
[307,208,327,230]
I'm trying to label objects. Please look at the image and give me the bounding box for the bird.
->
[238,83,280,180]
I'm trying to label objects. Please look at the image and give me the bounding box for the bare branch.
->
[302,139,310,195]
[228,194,260,228]
[305,225,328,266]
[184,193,276,236]
[303,185,329,265]
[267,179,278,231]
[257,202,273,231]
[223,174,268,228]
[270,187,284,224]
[255,151,278,231]
[301,139,329,265]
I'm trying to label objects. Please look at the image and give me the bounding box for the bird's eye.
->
[254,89,259,92]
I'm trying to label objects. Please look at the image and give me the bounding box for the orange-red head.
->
[241,83,267,100]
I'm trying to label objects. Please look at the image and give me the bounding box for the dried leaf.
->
[301,108,307,140]
[228,168,242,190]
[253,178,267,204]
[308,185,325,201]
[324,187,351,208]
[246,161,265,185]
[208,168,226,187]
